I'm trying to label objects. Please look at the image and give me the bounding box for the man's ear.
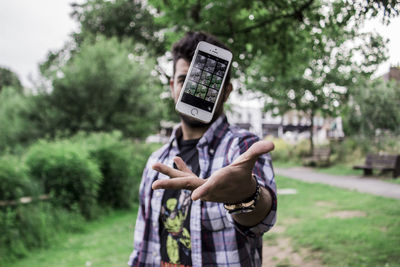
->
[223,83,233,103]
[170,79,175,99]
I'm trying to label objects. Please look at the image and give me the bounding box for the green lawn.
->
[268,176,400,267]
[315,164,361,176]
[8,176,400,267]
[6,208,138,267]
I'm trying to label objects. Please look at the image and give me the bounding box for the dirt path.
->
[275,167,400,199]
[262,225,323,267]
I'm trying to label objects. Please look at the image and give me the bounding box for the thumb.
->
[232,140,274,165]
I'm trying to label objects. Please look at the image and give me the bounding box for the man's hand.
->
[152,140,274,204]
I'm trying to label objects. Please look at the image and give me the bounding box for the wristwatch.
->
[224,175,261,215]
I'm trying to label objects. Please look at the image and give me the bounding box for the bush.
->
[25,140,102,219]
[0,133,160,264]
[129,142,162,201]
[0,152,85,263]
[71,131,160,208]
[0,87,41,153]
[330,135,400,165]
[73,131,137,208]
[266,137,310,163]
[0,154,38,201]
[0,203,84,263]
[44,37,164,138]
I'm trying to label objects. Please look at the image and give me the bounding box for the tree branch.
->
[217,0,315,36]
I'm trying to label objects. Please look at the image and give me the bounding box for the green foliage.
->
[73,132,134,208]
[0,67,22,93]
[0,87,41,152]
[0,155,38,201]
[4,209,137,267]
[41,37,164,138]
[343,78,400,136]
[147,0,395,153]
[71,0,165,56]
[272,135,400,168]
[38,0,400,133]
[25,140,102,219]
[0,132,160,264]
[266,137,310,163]
[0,203,84,263]
[71,131,157,208]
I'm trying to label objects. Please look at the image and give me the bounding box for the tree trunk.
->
[309,110,314,155]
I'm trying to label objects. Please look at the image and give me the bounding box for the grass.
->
[388,178,400,185]
[273,160,301,169]
[274,160,361,176]
[315,164,361,176]
[6,208,138,267]
[8,175,400,267]
[268,175,400,267]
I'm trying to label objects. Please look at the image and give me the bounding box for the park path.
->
[262,166,400,266]
[275,167,400,199]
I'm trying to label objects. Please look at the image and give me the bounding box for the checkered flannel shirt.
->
[128,114,277,267]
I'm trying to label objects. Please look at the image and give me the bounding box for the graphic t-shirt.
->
[159,137,200,266]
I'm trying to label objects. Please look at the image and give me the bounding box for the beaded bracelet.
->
[223,175,260,214]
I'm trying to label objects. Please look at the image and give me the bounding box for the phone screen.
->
[181,51,229,112]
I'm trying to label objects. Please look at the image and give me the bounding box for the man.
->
[128,31,277,267]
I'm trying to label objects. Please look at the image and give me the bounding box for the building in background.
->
[382,66,400,82]
[226,90,344,144]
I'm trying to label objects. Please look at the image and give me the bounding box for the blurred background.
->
[0,0,399,266]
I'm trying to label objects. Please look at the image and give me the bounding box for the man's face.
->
[170,58,232,127]
[170,58,190,103]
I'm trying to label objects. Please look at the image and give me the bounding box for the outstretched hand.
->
[152,140,274,204]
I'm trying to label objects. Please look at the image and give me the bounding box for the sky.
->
[0,0,399,88]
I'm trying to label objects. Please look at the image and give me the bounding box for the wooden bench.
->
[353,154,400,178]
[303,147,331,167]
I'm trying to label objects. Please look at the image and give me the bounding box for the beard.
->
[179,102,223,129]
[176,86,227,129]
[180,114,212,128]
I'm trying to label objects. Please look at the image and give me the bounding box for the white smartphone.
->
[175,41,233,123]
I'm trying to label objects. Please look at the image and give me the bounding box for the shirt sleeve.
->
[226,134,277,238]
[127,157,152,266]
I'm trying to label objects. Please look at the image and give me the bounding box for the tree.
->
[70,0,165,56]
[245,10,388,151]
[39,37,164,138]
[0,67,23,93]
[0,87,40,151]
[39,0,179,124]
[147,0,397,152]
[343,78,400,136]
[38,0,399,145]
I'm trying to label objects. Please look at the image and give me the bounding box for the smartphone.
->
[175,41,233,123]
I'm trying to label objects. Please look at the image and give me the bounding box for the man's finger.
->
[152,176,206,190]
[191,182,211,201]
[232,140,275,165]
[152,162,186,178]
[173,157,193,174]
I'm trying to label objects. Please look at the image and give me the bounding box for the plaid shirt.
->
[128,114,277,267]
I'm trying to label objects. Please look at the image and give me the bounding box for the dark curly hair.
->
[171,31,232,88]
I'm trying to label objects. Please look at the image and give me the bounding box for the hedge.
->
[25,140,102,219]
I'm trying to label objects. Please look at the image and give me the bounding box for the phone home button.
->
[191,108,198,116]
